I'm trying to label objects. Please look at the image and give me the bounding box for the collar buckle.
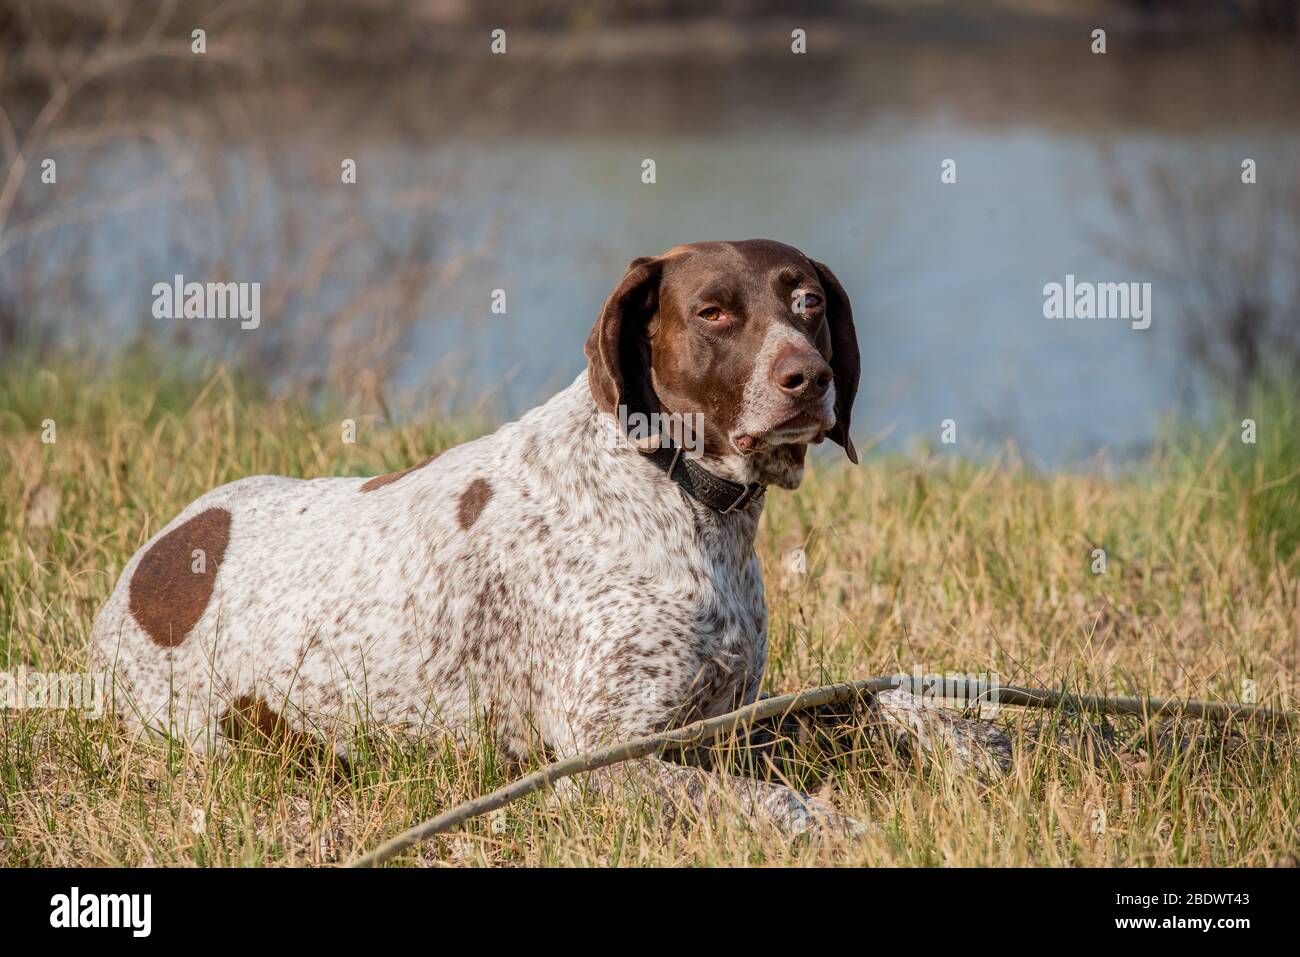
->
[666,445,684,481]
[721,481,763,514]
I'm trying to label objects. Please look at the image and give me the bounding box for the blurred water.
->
[8,31,1298,468]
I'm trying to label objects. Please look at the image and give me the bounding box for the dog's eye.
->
[793,292,823,315]
[697,306,725,322]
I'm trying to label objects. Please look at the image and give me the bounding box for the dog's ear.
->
[811,259,860,464]
[585,255,663,419]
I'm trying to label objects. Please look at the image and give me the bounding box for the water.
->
[7,30,1298,468]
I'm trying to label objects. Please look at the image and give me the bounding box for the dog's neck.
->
[518,374,766,542]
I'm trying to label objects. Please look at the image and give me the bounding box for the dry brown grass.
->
[1,358,1297,866]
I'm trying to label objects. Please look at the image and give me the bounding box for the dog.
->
[91,239,1003,836]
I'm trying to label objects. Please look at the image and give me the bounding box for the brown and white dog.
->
[91,239,1000,836]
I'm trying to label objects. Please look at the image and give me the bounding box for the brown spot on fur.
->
[457,478,493,529]
[220,695,350,778]
[128,507,231,647]
[220,695,288,742]
[360,454,437,493]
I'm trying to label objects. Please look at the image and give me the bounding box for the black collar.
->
[642,444,765,514]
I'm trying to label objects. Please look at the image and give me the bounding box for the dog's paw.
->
[871,688,1013,776]
[782,793,869,839]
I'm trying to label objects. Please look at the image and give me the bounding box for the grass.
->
[1,352,1297,866]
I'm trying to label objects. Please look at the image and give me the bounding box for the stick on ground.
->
[348,676,1290,867]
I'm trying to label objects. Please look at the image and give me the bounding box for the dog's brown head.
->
[585,239,860,489]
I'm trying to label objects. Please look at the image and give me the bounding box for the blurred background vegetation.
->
[1,0,1297,556]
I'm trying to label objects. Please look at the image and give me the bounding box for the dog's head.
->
[585,239,860,489]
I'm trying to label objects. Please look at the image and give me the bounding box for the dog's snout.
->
[772,345,832,400]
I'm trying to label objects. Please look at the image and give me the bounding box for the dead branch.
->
[349,676,1290,867]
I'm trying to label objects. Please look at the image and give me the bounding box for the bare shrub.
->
[1105,158,1300,394]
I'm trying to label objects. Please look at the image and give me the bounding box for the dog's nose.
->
[772,346,832,400]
